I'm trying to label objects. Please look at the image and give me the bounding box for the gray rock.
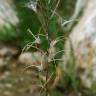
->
[62,0,96,88]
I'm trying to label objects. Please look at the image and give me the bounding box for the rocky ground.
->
[0,44,95,96]
[0,44,42,96]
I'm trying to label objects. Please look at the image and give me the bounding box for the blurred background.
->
[0,0,96,96]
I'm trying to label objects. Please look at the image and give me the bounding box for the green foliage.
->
[0,0,75,47]
[1,0,96,96]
